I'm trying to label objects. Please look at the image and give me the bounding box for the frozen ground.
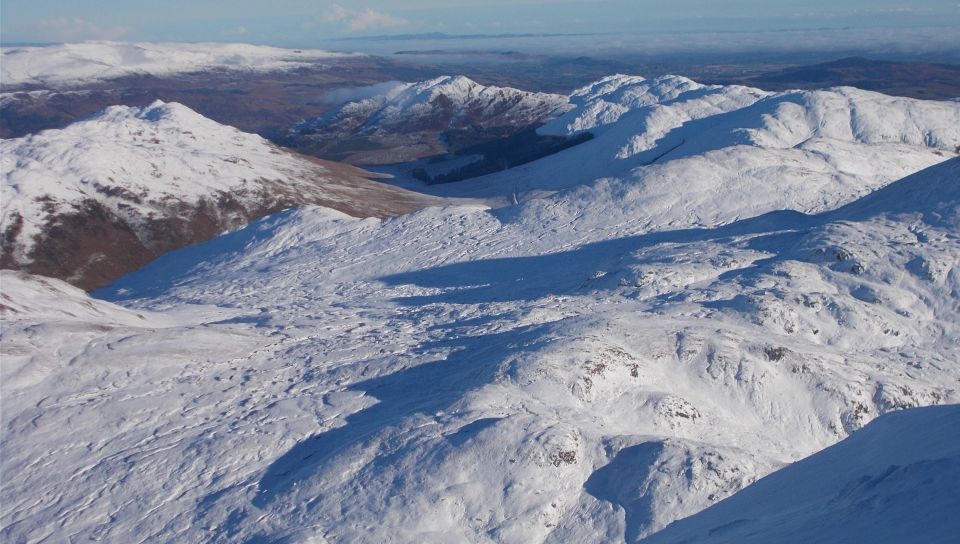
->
[1,75,959,543]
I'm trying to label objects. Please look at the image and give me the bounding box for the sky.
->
[2,0,959,47]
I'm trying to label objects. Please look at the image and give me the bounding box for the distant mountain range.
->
[0,41,357,88]
[332,32,600,41]
[729,56,960,100]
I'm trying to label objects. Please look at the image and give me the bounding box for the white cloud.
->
[347,8,408,32]
[320,4,351,23]
[318,80,406,104]
[36,17,129,42]
[317,4,409,33]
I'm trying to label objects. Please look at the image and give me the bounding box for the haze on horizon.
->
[2,0,960,52]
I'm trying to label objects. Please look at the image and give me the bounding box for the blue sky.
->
[2,1,959,45]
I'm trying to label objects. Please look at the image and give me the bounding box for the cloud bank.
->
[320,4,408,33]
[317,80,407,105]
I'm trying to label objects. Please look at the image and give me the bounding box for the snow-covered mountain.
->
[3,147,957,543]
[0,100,444,289]
[419,76,960,214]
[289,75,572,163]
[2,71,959,543]
[317,75,571,132]
[0,41,354,89]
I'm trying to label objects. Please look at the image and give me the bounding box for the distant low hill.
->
[741,57,960,100]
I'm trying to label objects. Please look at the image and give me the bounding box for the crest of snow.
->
[538,74,767,137]
[0,270,158,325]
[0,41,356,88]
[673,86,960,155]
[0,270,176,390]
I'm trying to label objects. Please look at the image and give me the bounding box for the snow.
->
[2,72,959,543]
[0,270,159,325]
[640,404,960,544]
[537,74,752,136]
[0,271,170,390]
[0,41,355,88]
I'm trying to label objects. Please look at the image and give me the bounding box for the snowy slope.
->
[3,130,957,544]
[0,41,354,88]
[0,270,180,391]
[640,404,960,544]
[0,270,158,325]
[0,100,445,289]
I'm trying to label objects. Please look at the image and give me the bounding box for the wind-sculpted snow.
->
[3,146,957,542]
[0,100,444,288]
[641,404,960,544]
[0,41,354,88]
[0,270,159,326]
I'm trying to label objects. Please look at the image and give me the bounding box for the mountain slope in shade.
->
[640,404,960,544]
[0,41,354,89]
[290,75,572,163]
[0,100,445,289]
[3,126,956,544]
